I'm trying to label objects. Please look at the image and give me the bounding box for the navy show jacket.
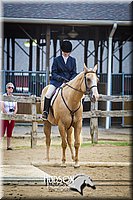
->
[50,55,77,88]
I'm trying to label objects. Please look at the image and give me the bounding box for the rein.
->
[65,83,84,94]
[65,72,97,95]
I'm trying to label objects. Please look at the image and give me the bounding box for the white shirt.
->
[2,93,16,114]
[62,55,69,64]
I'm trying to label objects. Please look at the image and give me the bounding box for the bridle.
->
[60,71,98,129]
[84,72,98,95]
[65,71,98,95]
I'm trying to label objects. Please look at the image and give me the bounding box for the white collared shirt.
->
[62,55,69,64]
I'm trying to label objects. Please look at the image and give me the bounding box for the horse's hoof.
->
[61,162,66,167]
[72,156,75,161]
[45,158,50,162]
[74,162,80,168]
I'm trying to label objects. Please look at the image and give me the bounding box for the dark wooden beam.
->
[84,40,88,66]
[94,39,99,66]
[36,39,40,71]
[118,41,123,73]
[29,39,32,71]
[94,29,99,66]
[100,40,104,73]
[53,38,57,58]
[11,38,15,71]
[2,38,5,70]
[7,38,10,70]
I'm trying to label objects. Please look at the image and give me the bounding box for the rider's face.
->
[62,51,71,57]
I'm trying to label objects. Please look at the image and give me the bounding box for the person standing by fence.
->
[0,82,18,150]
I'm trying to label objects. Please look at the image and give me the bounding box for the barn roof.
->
[3,2,131,22]
[2,1,133,41]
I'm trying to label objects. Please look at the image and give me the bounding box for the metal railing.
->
[1,70,133,96]
[1,70,46,96]
[98,73,133,95]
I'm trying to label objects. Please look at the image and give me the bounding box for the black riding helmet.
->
[61,40,72,53]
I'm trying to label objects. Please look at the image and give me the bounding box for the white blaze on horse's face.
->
[86,73,99,102]
[84,64,99,102]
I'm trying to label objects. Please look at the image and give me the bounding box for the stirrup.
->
[42,111,48,120]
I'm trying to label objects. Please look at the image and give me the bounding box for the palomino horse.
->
[41,64,99,167]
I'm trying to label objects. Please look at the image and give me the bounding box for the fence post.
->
[31,98,38,148]
[90,101,98,143]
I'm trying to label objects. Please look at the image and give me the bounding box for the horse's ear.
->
[93,64,98,72]
[84,63,88,73]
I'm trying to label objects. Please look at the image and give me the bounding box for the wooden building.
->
[1,1,133,127]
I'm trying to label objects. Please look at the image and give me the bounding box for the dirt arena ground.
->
[0,125,132,200]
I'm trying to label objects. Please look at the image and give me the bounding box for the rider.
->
[42,40,77,120]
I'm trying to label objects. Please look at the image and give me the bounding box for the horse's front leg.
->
[73,119,82,168]
[58,121,67,167]
[44,121,51,161]
[67,127,75,161]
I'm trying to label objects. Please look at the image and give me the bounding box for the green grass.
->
[13,141,132,149]
[15,146,31,150]
[51,140,132,147]
[81,141,132,147]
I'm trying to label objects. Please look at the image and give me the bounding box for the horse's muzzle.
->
[90,93,99,102]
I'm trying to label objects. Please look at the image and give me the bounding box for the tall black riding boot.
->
[42,97,51,120]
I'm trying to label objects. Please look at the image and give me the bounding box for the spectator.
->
[0,82,17,150]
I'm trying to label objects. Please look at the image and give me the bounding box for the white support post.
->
[106,23,117,129]
[45,25,50,85]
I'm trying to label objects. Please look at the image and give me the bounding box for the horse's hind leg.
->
[67,128,75,161]
[44,121,51,161]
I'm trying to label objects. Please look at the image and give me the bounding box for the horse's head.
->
[68,174,96,195]
[84,175,96,189]
[83,64,99,102]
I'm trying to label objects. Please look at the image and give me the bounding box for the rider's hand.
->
[63,77,69,83]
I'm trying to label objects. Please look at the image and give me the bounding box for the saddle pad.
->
[50,87,60,106]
